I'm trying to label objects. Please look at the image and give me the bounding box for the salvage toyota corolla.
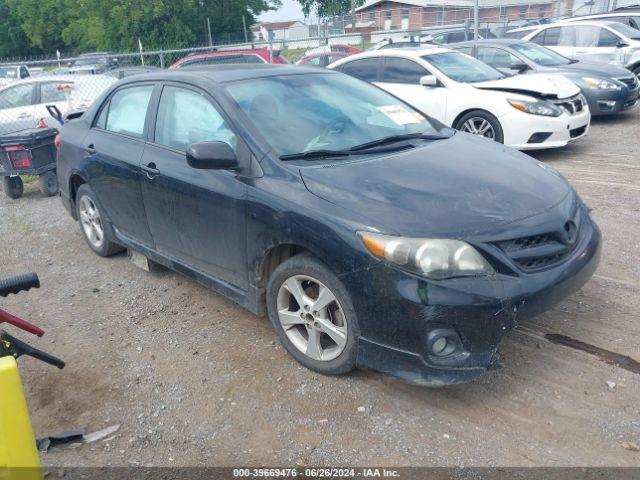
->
[57,65,601,385]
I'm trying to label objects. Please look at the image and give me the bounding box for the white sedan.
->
[0,74,116,135]
[329,48,591,150]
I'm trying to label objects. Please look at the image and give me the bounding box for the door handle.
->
[141,162,160,179]
[17,113,32,119]
[84,144,96,155]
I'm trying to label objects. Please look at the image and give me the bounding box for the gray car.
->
[452,39,639,115]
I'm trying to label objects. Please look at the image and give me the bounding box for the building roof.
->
[252,21,304,31]
[356,0,551,11]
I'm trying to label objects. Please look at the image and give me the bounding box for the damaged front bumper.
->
[342,214,602,386]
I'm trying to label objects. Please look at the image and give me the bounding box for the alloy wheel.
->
[460,117,496,139]
[276,274,347,362]
[79,195,105,249]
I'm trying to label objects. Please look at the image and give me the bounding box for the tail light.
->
[6,146,31,168]
[54,134,61,150]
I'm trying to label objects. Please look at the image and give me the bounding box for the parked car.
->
[451,39,639,115]
[169,48,288,68]
[511,20,640,76]
[329,48,590,150]
[0,65,30,87]
[0,75,116,135]
[296,52,349,67]
[68,52,119,75]
[369,38,434,50]
[104,66,161,80]
[560,12,640,30]
[57,65,601,386]
[305,44,362,56]
[425,27,495,45]
[502,26,539,39]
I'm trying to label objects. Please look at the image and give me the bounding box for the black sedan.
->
[452,39,639,115]
[57,65,601,386]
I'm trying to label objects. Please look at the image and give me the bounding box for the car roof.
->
[452,38,524,47]
[568,11,640,17]
[342,46,452,60]
[121,64,333,85]
[508,19,622,32]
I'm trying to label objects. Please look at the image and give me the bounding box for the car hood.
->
[558,61,636,78]
[472,73,580,99]
[299,132,571,238]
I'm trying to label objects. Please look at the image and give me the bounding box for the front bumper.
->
[343,213,601,386]
[501,107,590,151]
[583,86,639,115]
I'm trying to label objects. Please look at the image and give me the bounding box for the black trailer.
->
[0,128,58,199]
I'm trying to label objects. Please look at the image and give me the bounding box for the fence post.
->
[159,50,165,69]
[360,32,365,50]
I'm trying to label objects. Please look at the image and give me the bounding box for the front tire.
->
[38,171,59,197]
[454,110,504,144]
[266,254,358,375]
[75,184,123,257]
[2,176,23,199]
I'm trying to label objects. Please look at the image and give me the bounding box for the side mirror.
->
[186,141,238,170]
[419,74,438,87]
[616,40,629,48]
[67,61,72,67]
[510,61,529,72]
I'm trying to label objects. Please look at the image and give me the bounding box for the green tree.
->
[0,0,38,57]
[296,0,362,19]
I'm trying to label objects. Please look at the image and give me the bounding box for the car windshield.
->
[510,42,572,66]
[421,52,504,82]
[610,22,640,39]
[225,73,441,157]
[0,67,17,79]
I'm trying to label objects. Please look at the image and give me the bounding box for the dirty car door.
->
[140,84,248,290]
[83,83,155,247]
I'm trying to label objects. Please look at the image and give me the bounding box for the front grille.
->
[617,76,639,90]
[495,208,583,272]
[553,94,584,115]
[570,125,586,138]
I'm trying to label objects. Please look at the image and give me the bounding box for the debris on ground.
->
[37,425,120,452]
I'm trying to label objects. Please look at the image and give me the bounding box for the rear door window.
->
[340,58,381,82]
[103,85,154,138]
[40,81,72,103]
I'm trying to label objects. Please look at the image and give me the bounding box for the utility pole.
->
[242,15,249,43]
[473,0,479,41]
[207,17,213,46]
[351,0,356,32]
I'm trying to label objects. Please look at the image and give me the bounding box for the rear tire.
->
[2,176,23,199]
[75,184,124,257]
[454,110,504,144]
[266,254,359,376]
[38,171,59,197]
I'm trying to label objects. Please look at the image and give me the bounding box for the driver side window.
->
[154,86,236,152]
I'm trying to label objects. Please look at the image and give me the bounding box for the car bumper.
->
[342,214,601,386]
[501,107,590,150]
[583,87,639,115]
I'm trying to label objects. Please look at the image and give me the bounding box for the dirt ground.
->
[0,107,639,468]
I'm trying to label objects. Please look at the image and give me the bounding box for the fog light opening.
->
[428,329,460,358]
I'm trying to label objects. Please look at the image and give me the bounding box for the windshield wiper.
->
[349,132,453,152]
[280,149,350,161]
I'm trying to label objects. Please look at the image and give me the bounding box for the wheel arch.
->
[68,171,88,220]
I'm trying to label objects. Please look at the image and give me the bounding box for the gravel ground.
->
[0,107,639,468]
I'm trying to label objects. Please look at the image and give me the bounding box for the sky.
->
[259,0,305,22]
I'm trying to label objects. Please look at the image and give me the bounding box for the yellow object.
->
[0,356,41,480]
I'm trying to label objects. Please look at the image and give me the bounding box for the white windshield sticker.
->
[378,105,422,125]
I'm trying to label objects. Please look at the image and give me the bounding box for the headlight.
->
[508,99,562,117]
[582,77,621,90]
[358,232,495,279]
